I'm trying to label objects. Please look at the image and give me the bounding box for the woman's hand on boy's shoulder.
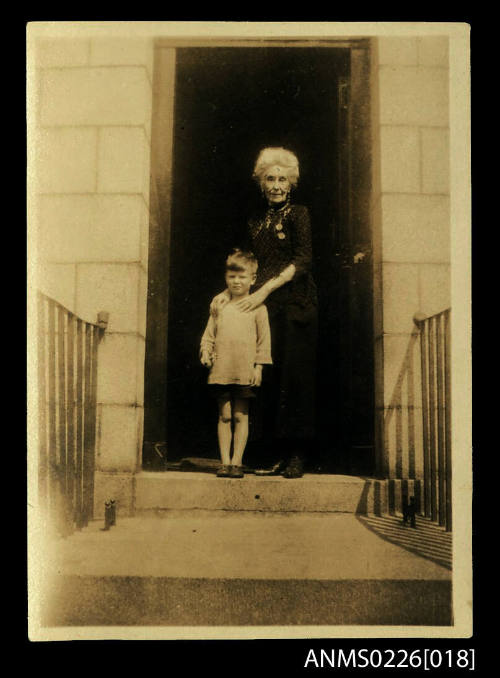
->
[210,289,230,317]
[235,288,267,313]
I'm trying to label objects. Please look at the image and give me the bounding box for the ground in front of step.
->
[37,511,452,628]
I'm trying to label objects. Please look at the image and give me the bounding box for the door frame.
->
[143,38,374,473]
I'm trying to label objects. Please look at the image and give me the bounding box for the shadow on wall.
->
[356,513,452,571]
[355,479,384,516]
[383,330,421,479]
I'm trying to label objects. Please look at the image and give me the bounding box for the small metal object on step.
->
[103,500,112,531]
[402,495,417,528]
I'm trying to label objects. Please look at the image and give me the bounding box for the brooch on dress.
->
[275,223,286,239]
[256,203,291,238]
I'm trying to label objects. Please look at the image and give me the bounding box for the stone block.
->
[377,37,418,65]
[382,404,402,479]
[37,127,97,194]
[375,407,389,476]
[138,268,148,337]
[382,263,420,334]
[382,405,424,481]
[144,97,152,143]
[140,204,150,270]
[374,335,385,409]
[93,471,136,518]
[370,79,382,195]
[75,262,140,333]
[380,332,421,410]
[418,36,449,67]
[372,261,383,339]
[136,407,144,468]
[379,66,449,127]
[135,337,146,407]
[97,404,142,472]
[421,128,450,194]
[143,145,151,207]
[35,38,89,68]
[381,194,450,263]
[40,67,151,126]
[89,38,154,81]
[371,195,383,264]
[96,333,142,405]
[39,195,145,263]
[97,127,149,195]
[380,126,420,194]
[418,263,451,317]
[135,472,388,514]
[37,262,76,311]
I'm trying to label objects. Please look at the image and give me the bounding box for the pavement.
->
[39,510,452,627]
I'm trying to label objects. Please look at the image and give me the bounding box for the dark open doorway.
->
[143,44,374,475]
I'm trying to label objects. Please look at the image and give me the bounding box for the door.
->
[143,44,374,474]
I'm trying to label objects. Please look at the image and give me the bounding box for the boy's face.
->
[225,266,256,298]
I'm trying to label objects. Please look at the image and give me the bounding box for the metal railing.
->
[37,293,108,536]
[413,309,452,531]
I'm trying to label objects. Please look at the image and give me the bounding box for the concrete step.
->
[40,512,452,627]
[134,471,389,514]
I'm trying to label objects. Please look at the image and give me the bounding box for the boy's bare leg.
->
[231,398,249,467]
[217,397,232,466]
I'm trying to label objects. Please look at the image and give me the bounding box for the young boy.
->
[200,249,272,477]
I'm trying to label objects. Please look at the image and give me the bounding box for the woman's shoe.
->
[254,459,287,476]
[282,455,304,478]
[216,464,231,477]
[229,465,244,478]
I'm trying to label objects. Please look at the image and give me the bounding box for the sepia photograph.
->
[27,21,471,642]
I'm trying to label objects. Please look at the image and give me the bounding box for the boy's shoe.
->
[229,465,244,478]
[216,464,231,477]
[282,455,304,479]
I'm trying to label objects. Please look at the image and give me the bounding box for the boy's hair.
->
[225,248,258,274]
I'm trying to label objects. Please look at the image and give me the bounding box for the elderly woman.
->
[213,147,318,478]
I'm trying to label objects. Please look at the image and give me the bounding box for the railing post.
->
[67,314,76,527]
[37,294,48,516]
[75,318,84,528]
[57,306,72,536]
[436,314,446,527]
[428,316,438,523]
[82,324,92,526]
[47,299,58,531]
[414,312,430,519]
[414,309,452,531]
[444,310,452,531]
[37,293,108,537]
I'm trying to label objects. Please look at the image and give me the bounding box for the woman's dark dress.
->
[242,200,318,447]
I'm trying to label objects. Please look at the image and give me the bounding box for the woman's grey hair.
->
[252,147,300,188]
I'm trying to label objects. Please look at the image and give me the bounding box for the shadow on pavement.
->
[356,513,452,571]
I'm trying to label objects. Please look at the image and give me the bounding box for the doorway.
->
[143,44,374,474]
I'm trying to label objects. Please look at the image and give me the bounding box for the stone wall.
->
[33,36,154,513]
[370,37,450,479]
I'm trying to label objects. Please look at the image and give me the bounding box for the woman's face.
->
[262,165,291,206]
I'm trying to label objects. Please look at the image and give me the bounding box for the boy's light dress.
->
[201,303,272,385]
